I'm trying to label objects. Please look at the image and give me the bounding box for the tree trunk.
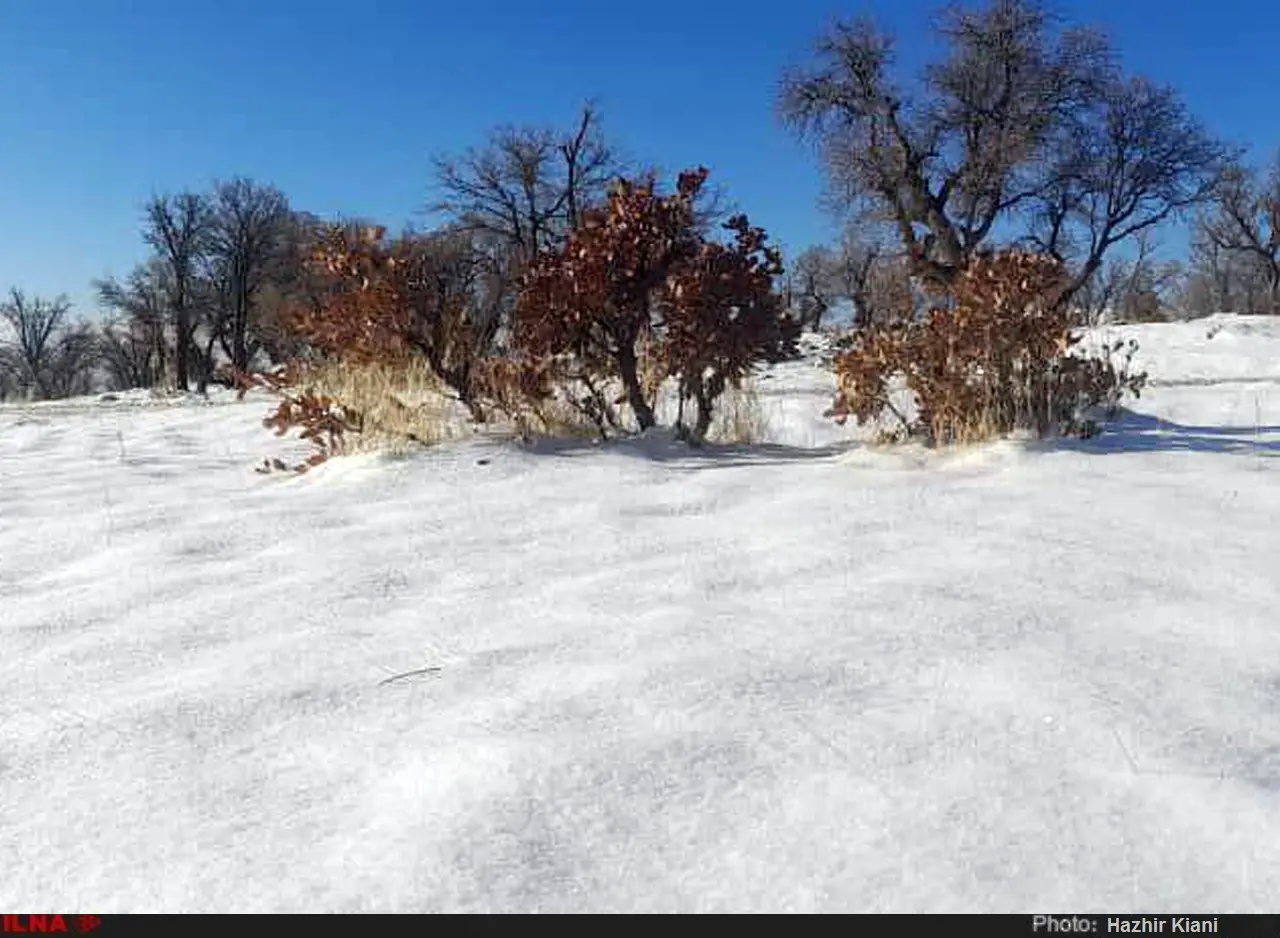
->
[614,342,656,430]
[153,326,167,391]
[233,288,250,372]
[197,333,217,394]
[174,308,191,390]
[691,386,714,445]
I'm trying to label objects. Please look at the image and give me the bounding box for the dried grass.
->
[296,356,470,455]
[706,377,769,445]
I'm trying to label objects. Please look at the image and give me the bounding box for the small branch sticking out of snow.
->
[378,666,442,686]
[1113,728,1142,774]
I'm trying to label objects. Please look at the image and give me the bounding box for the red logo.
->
[75,919,100,935]
[2,917,68,933]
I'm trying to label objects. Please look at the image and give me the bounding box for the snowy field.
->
[2,315,1278,912]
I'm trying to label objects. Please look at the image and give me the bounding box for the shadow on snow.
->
[515,407,1280,467]
[1050,408,1280,457]
[517,429,854,469]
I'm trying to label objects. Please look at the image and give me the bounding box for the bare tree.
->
[42,322,100,399]
[206,178,292,373]
[143,192,213,390]
[1070,252,1128,326]
[431,103,624,266]
[396,226,515,416]
[1201,153,1280,314]
[247,216,322,367]
[97,319,159,391]
[829,229,915,327]
[1027,76,1226,301]
[788,245,836,329]
[560,105,618,234]
[781,0,1109,289]
[0,289,74,399]
[780,0,1222,305]
[1056,228,1184,323]
[95,262,170,389]
[0,348,14,400]
[788,227,912,330]
[1179,222,1245,316]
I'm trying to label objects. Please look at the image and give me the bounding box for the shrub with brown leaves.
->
[661,215,799,442]
[827,251,1148,445]
[469,354,561,441]
[226,364,363,473]
[284,224,502,422]
[515,168,798,444]
[515,169,706,433]
[229,222,521,473]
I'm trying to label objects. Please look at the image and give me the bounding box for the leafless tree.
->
[779,0,1223,305]
[143,192,213,390]
[0,289,75,399]
[781,1,1109,287]
[1064,229,1185,323]
[95,262,170,389]
[0,349,14,400]
[206,178,292,373]
[829,229,916,327]
[787,245,836,329]
[42,322,100,398]
[1188,245,1273,316]
[1070,253,1128,326]
[1027,76,1226,302]
[1177,222,1249,317]
[1201,153,1280,314]
[240,210,347,367]
[431,103,624,266]
[97,319,159,391]
[788,227,912,330]
[397,225,515,415]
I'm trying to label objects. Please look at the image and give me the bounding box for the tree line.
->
[3,0,1278,404]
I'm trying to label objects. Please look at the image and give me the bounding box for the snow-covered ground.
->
[2,315,1277,912]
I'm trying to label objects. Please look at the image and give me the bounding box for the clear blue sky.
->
[2,0,1277,314]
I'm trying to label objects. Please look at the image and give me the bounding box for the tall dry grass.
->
[705,377,770,445]
[294,356,471,455]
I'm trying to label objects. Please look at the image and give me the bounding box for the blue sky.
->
[2,0,1277,314]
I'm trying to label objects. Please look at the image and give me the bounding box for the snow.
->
[2,315,1278,912]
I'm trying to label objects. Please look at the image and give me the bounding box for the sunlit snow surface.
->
[2,315,1277,911]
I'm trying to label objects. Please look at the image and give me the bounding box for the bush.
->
[232,223,525,470]
[225,363,361,473]
[514,168,798,445]
[236,172,800,467]
[227,355,472,473]
[662,215,799,442]
[296,356,468,454]
[283,224,503,423]
[826,251,1148,445]
[515,170,705,435]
